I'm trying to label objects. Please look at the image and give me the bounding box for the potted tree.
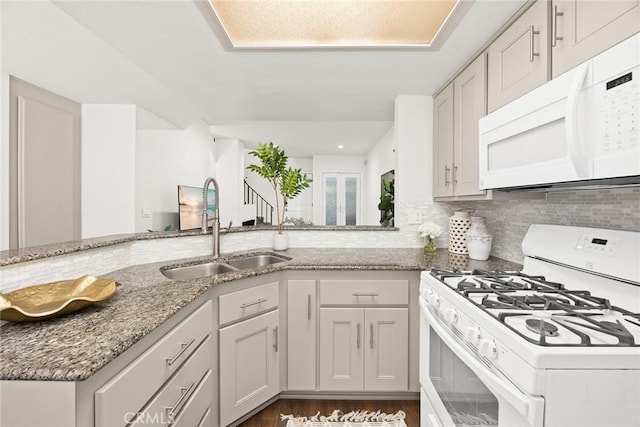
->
[247,142,312,250]
[378,178,394,227]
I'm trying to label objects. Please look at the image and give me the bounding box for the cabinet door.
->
[319,308,364,391]
[364,308,409,392]
[551,0,640,77]
[287,280,316,391]
[487,0,548,112]
[219,310,280,426]
[453,54,487,197]
[433,83,454,198]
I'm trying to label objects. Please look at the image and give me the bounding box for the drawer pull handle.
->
[352,292,379,297]
[357,323,361,349]
[165,382,195,419]
[529,25,540,62]
[307,294,312,320]
[273,326,279,352]
[240,298,267,309]
[370,323,374,349]
[166,338,195,366]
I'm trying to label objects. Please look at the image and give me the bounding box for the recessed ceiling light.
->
[208,0,469,49]
[338,145,344,149]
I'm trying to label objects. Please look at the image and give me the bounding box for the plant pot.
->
[273,233,289,251]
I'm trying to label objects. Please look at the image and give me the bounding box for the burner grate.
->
[429,268,640,347]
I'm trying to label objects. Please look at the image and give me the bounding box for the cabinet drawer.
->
[130,337,212,427]
[219,282,279,325]
[95,301,212,427]
[169,368,214,427]
[319,280,408,305]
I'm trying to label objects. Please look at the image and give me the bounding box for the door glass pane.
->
[325,177,337,226]
[344,177,357,225]
[429,328,499,426]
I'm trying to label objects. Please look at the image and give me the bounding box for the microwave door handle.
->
[565,63,591,179]
[420,299,544,427]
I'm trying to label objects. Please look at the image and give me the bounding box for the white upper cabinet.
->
[433,54,487,199]
[551,0,640,78]
[487,0,548,113]
[433,83,455,198]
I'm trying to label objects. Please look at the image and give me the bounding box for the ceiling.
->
[1,0,526,156]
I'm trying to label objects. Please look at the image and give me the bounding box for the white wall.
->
[365,127,396,225]
[395,96,433,203]
[82,105,136,238]
[312,155,367,225]
[135,119,214,232]
[0,73,9,250]
[214,138,244,228]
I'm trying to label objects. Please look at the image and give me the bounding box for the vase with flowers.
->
[418,222,443,255]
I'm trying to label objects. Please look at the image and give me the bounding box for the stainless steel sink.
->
[161,262,238,281]
[226,254,289,270]
[161,253,290,281]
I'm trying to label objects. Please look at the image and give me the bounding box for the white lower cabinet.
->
[319,308,408,392]
[287,280,317,390]
[219,309,280,426]
[95,301,213,427]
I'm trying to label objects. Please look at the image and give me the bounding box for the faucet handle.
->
[227,221,233,232]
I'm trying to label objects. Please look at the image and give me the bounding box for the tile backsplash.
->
[436,187,640,263]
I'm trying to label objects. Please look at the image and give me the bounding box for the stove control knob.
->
[432,294,440,307]
[445,308,459,324]
[465,327,481,345]
[479,339,498,360]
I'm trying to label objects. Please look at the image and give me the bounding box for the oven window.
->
[429,328,499,426]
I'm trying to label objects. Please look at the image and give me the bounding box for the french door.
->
[322,173,361,226]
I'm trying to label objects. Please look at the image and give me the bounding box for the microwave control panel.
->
[598,67,638,156]
[598,67,639,156]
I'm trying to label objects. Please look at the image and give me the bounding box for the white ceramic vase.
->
[448,210,472,254]
[466,216,492,260]
[273,233,289,251]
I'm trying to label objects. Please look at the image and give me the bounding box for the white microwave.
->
[479,34,639,190]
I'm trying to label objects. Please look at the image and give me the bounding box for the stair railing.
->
[243,179,274,225]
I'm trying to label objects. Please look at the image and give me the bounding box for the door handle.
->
[356,323,361,349]
[452,163,458,185]
[552,5,564,47]
[273,326,278,352]
[370,323,374,349]
[529,25,540,62]
[444,165,450,186]
[307,294,312,320]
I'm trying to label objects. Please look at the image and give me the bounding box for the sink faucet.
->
[202,177,220,258]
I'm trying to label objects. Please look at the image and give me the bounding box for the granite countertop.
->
[0,248,521,382]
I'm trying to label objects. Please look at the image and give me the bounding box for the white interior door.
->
[10,77,81,248]
[322,173,361,226]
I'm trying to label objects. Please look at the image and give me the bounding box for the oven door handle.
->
[420,299,544,427]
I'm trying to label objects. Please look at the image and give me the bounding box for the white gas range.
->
[419,224,640,427]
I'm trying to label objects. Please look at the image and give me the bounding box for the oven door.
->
[419,297,544,427]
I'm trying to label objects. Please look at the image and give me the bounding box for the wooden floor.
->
[238,399,420,427]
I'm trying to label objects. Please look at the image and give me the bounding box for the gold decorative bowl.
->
[0,275,118,322]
